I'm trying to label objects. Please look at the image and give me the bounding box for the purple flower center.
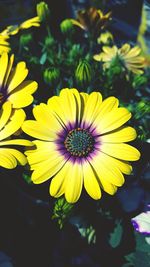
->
[64,128,95,157]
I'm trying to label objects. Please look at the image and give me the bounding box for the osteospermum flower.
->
[71,7,111,38]
[0,34,10,54]
[93,44,146,74]
[0,52,38,108]
[131,209,150,235]
[22,88,140,203]
[1,16,40,36]
[0,101,33,169]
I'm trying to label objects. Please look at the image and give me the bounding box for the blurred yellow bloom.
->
[97,31,113,45]
[1,16,40,36]
[93,44,146,74]
[22,88,140,203]
[71,7,112,37]
[0,53,38,108]
[0,34,10,55]
[0,101,33,169]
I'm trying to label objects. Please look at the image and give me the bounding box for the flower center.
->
[64,128,94,157]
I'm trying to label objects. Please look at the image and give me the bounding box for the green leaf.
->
[40,52,47,65]
[109,220,123,248]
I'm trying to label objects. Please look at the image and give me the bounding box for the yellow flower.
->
[93,44,146,74]
[22,88,140,203]
[71,7,111,37]
[1,16,40,36]
[97,31,113,45]
[0,101,33,169]
[0,53,38,108]
[0,34,10,55]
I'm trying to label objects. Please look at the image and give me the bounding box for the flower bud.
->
[20,33,32,47]
[52,197,74,228]
[36,1,50,23]
[75,59,92,88]
[60,19,74,35]
[44,68,60,86]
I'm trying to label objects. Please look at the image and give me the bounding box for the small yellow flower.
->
[71,7,111,37]
[94,44,146,74]
[22,88,140,203]
[0,34,10,55]
[97,31,113,45]
[1,16,40,36]
[0,101,33,169]
[0,53,38,108]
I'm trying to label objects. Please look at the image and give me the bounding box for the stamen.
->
[64,128,94,157]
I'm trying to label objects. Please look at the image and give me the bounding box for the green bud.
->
[20,33,32,47]
[36,1,50,23]
[44,35,55,47]
[44,68,60,86]
[68,44,83,61]
[60,19,74,35]
[75,59,93,88]
[52,197,74,229]
[133,74,148,88]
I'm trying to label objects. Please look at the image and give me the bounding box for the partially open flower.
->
[0,101,33,169]
[22,88,140,203]
[1,16,40,36]
[0,53,38,108]
[94,44,146,74]
[71,7,112,38]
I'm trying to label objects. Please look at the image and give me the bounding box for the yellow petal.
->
[0,109,25,141]
[0,52,8,86]
[3,54,14,87]
[50,161,69,198]
[3,148,27,165]
[90,152,125,187]
[81,92,102,127]
[59,88,78,125]
[94,107,131,134]
[89,154,117,195]
[70,19,85,29]
[20,16,40,29]
[26,142,57,165]
[0,149,17,168]
[0,139,33,146]
[119,44,130,55]
[125,46,141,58]
[93,53,104,61]
[83,160,101,199]
[33,103,63,132]
[0,101,12,130]
[22,120,58,141]
[8,80,38,107]
[65,160,83,203]
[103,46,117,55]
[31,154,67,184]
[97,96,119,117]
[7,62,28,93]
[100,143,141,161]
[101,126,137,143]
